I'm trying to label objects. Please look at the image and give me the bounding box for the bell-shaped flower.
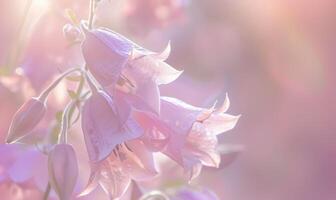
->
[135,95,240,180]
[6,97,46,144]
[114,41,182,115]
[81,90,142,162]
[81,26,182,114]
[81,27,133,87]
[48,144,79,200]
[80,140,158,199]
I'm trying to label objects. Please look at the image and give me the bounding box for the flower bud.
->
[48,144,78,200]
[6,97,46,143]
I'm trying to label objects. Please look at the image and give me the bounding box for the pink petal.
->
[132,111,171,152]
[82,29,131,87]
[124,140,158,180]
[215,93,230,113]
[159,97,203,163]
[141,129,169,152]
[113,80,160,115]
[185,124,221,168]
[203,114,240,135]
[151,41,171,61]
[78,169,100,197]
[81,91,142,162]
[127,53,183,85]
[160,97,203,134]
[113,90,132,125]
[133,97,204,164]
[48,144,79,200]
[99,155,132,199]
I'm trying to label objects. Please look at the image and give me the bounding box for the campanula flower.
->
[135,95,239,180]
[81,27,133,87]
[80,140,157,200]
[81,26,182,114]
[81,90,142,162]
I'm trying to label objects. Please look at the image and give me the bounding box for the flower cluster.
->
[0,1,240,200]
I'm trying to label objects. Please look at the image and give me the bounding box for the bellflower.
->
[81,90,142,162]
[135,95,240,180]
[80,140,157,200]
[81,26,182,114]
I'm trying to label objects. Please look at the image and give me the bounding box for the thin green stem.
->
[88,0,95,29]
[84,70,99,93]
[58,101,75,144]
[38,68,82,103]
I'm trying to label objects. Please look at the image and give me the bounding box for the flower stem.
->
[42,183,51,200]
[58,101,75,144]
[88,0,95,29]
[38,68,82,103]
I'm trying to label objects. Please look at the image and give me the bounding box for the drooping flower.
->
[80,140,157,200]
[6,97,46,144]
[48,144,79,200]
[81,90,142,162]
[81,27,133,87]
[135,95,240,180]
[81,26,182,114]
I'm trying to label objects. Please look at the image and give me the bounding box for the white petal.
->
[152,41,171,61]
[204,114,240,135]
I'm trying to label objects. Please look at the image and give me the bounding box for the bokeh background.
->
[1,0,336,199]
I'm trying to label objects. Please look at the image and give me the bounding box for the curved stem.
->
[84,70,99,93]
[88,0,95,29]
[58,101,75,144]
[38,68,82,103]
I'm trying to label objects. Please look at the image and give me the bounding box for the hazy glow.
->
[32,0,50,11]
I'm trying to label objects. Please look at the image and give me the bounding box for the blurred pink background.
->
[144,1,336,199]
